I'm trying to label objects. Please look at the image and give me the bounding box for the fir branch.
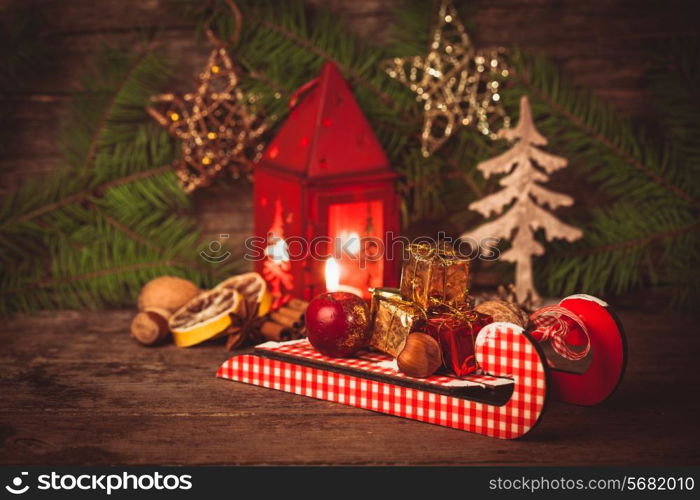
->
[539,200,698,302]
[0,42,237,314]
[190,0,420,125]
[560,221,698,257]
[257,18,395,108]
[100,211,155,249]
[513,50,700,210]
[445,158,484,198]
[5,165,172,227]
[80,45,156,170]
[0,260,179,296]
[388,0,433,56]
[2,242,224,300]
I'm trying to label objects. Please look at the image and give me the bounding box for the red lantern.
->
[254,62,400,301]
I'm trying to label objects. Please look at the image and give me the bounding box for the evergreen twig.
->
[0,45,238,315]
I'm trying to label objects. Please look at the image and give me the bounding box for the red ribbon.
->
[529,305,591,361]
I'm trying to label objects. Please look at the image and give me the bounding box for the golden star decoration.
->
[382,0,511,157]
[147,44,267,193]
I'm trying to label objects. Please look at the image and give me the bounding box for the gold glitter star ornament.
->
[147,2,267,192]
[382,0,510,156]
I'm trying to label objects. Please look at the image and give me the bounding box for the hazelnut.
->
[397,332,442,378]
[130,307,171,346]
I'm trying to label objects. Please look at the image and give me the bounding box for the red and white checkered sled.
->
[217,294,626,439]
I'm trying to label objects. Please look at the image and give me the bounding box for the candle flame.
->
[325,257,340,293]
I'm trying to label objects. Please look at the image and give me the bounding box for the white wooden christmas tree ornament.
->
[461,95,583,304]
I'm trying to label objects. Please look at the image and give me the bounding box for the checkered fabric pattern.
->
[217,322,547,439]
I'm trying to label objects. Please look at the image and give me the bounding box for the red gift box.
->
[425,310,492,376]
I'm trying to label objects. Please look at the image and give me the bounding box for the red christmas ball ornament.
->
[305,292,371,357]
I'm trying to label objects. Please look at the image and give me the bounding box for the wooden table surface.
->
[1,308,699,466]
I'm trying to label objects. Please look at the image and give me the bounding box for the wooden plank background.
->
[1,0,697,248]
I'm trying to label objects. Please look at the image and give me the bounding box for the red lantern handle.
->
[288,77,321,110]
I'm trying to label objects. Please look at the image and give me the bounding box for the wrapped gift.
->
[400,243,470,309]
[369,287,401,323]
[369,290,426,356]
[425,309,492,376]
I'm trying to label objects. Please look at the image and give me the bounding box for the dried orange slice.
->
[215,272,272,320]
[169,287,242,347]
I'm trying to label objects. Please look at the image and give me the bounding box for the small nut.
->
[397,332,442,378]
[137,276,200,313]
[130,307,171,346]
[475,299,528,327]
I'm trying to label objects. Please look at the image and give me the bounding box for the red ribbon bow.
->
[529,305,591,361]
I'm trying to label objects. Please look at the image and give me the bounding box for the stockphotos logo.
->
[5,472,29,495]
[4,471,193,496]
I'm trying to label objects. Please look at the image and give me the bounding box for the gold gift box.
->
[400,243,470,309]
[369,288,425,357]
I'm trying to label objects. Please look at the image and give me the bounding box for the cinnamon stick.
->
[260,321,291,341]
[286,298,309,311]
[271,306,304,327]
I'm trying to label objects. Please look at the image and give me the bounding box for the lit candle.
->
[325,257,363,297]
[325,257,340,292]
